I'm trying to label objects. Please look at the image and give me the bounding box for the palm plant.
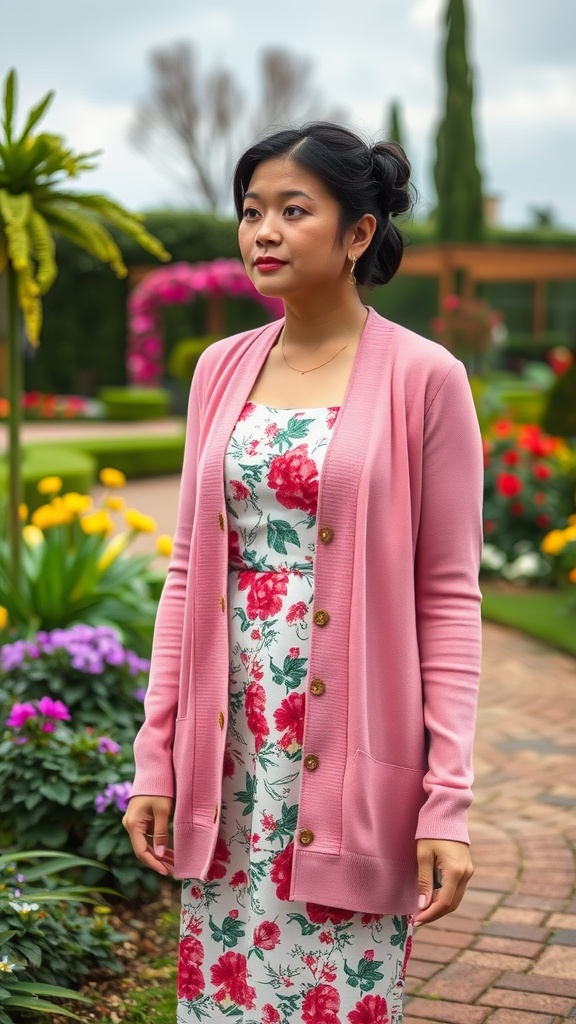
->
[0,69,169,587]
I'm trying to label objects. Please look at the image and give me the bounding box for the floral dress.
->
[177,403,412,1024]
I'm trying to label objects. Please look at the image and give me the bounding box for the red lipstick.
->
[254,257,286,272]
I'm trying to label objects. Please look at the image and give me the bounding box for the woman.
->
[124,122,483,1023]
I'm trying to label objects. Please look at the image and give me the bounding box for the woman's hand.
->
[414,838,474,926]
[122,795,174,876]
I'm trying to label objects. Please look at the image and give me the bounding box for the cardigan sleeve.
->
[414,359,484,844]
[131,360,206,799]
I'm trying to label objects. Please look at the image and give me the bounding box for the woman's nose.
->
[255,214,281,245]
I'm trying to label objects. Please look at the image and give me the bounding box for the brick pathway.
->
[122,475,576,1022]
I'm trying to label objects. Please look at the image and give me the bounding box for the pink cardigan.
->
[132,306,484,914]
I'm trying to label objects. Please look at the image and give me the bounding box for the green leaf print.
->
[270,655,308,691]
[256,740,278,772]
[185,995,213,1020]
[208,913,246,949]
[267,517,301,555]
[225,496,239,520]
[233,771,256,815]
[238,462,263,485]
[267,801,298,847]
[233,607,252,633]
[390,913,408,949]
[271,417,316,452]
[286,912,320,937]
[343,955,385,992]
[263,771,300,802]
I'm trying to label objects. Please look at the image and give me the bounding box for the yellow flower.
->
[61,492,93,515]
[569,568,576,583]
[104,495,126,512]
[124,508,157,534]
[98,533,129,571]
[49,497,75,525]
[563,525,576,544]
[540,530,566,556]
[19,503,28,522]
[99,467,126,489]
[22,525,45,548]
[569,514,576,527]
[80,510,115,535]
[0,606,8,631]
[31,504,57,530]
[156,534,173,557]
[37,475,63,495]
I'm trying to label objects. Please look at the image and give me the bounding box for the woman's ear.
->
[351,213,377,256]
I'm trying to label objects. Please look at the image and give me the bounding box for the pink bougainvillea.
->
[127,259,284,385]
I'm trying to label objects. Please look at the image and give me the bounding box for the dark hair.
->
[233,121,414,287]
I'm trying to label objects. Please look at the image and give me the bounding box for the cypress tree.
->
[434,0,484,241]
[386,100,404,150]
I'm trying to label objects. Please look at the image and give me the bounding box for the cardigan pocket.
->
[342,749,425,861]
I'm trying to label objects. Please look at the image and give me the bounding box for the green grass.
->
[481,582,576,657]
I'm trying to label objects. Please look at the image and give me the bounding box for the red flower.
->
[510,502,524,516]
[483,520,496,533]
[270,842,294,901]
[286,601,307,624]
[251,628,262,640]
[211,951,256,1009]
[253,920,281,950]
[238,570,290,621]
[493,419,514,437]
[327,407,339,430]
[230,870,248,888]
[238,402,256,421]
[206,835,230,881]
[536,513,551,528]
[533,463,552,480]
[364,949,374,961]
[501,449,520,466]
[262,1005,281,1024]
[302,983,341,1024]
[228,529,244,570]
[274,692,305,750]
[347,993,389,1024]
[190,886,202,899]
[496,472,522,498]
[265,423,279,439]
[306,903,354,926]
[400,934,413,981]
[230,479,250,502]
[245,682,270,752]
[267,444,319,515]
[319,930,333,943]
[288,646,300,659]
[442,293,460,311]
[223,746,235,778]
[177,935,205,1000]
[261,812,277,832]
[229,909,239,919]
[533,491,547,505]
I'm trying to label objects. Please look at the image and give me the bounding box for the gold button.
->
[219,595,226,612]
[319,527,334,544]
[218,711,225,730]
[213,803,219,822]
[218,512,225,531]
[299,829,314,846]
[310,678,325,696]
[313,609,330,627]
[304,754,319,771]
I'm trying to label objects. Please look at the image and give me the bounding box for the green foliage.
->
[167,336,217,383]
[541,362,576,438]
[22,434,185,485]
[0,446,96,513]
[0,851,125,1021]
[434,0,484,241]
[481,582,576,656]
[386,100,404,150]
[98,386,170,420]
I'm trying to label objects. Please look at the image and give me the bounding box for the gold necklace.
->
[280,321,364,375]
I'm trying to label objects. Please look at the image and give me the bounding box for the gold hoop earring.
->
[348,256,357,285]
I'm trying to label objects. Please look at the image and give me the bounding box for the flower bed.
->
[0,392,103,420]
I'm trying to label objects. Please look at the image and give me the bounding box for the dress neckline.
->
[249,402,341,412]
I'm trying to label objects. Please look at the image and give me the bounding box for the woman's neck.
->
[282,293,368,348]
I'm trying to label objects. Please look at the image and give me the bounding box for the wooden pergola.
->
[399,244,576,336]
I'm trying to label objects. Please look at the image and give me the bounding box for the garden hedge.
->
[0,446,96,511]
[98,387,171,420]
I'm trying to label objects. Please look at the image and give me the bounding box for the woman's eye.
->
[242,207,259,220]
[284,205,305,217]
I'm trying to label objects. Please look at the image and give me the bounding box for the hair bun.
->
[369,142,412,217]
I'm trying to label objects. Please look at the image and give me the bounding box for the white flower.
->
[502,552,548,581]
[8,900,39,915]
[0,955,16,972]
[481,543,507,571]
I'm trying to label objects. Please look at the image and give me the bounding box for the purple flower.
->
[95,781,132,814]
[37,696,71,721]
[1,642,28,672]
[6,703,37,728]
[97,737,121,755]
[133,687,147,703]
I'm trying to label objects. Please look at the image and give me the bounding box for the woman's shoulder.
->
[370,309,458,372]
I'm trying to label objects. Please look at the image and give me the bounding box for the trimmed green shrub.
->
[541,362,576,438]
[98,386,170,420]
[167,336,217,382]
[27,434,185,480]
[0,446,96,512]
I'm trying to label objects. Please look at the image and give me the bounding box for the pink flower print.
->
[245,682,269,752]
[306,903,354,926]
[229,909,239,919]
[251,833,261,852]
[347,994,389,1024]
[364,949,374,961]
[286,601,307,624]
[230,479,250,502]
[230,870,248,889]
[246,440,260,456]
[37,696,71,721]
[265,422,279,439]
[274,692,305,753]
[251,628,261,640]
[177,935,205,1000]
[238,570,289,621]
[190,886,202,899]
[229,529,244,570]
[288,646,300,659]
[238,402,256,421]
[270,841,294,901]
[223,746,235,779]
[262,1005,281,1024]
[361,913,383,927]
[250,657,264,682]
[302,983,341,1024]
[400,934,412,981]
[205,835,230,881]
[267,444,319,515]
[319,931,334,944]
[211,951,256,1009]
[6,703,37,728]
[253,920,281,951]
[261,812,276,833]
[327,406,340,430]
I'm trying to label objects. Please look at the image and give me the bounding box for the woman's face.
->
[238,156,352,301]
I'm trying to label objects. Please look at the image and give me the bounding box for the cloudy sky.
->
[2,0,575,228]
